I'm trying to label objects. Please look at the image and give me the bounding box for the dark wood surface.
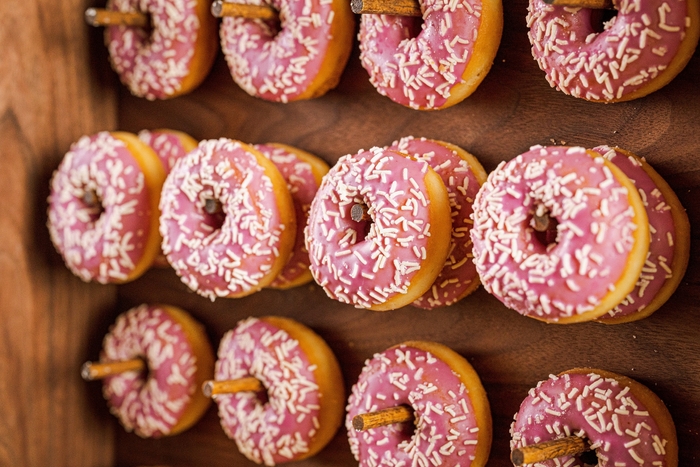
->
[107,1,700,466]
[0,0,120,466]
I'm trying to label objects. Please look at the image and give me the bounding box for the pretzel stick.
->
[511,436,588,466]
[351,203,372,222]
[81,359,146,381]
[543,0,614,8]
[202,377,264,397]
[352,405,414,431]
[84,8,149,27]
[211,0,278,20]
[350,0,422,16]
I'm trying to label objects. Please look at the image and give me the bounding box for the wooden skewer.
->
[202,377,264,397]
[204,198,223,214]
[543,0,614,9]
[532,212,551,232]
[511,436,589,466]
[351,203,372,222]
[81,359,146,381]
[352,405,414,431]
[211,1,278,20]
[350,0,422,16]
[84,8,150,27]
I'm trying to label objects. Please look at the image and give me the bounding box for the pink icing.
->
[254,144,322,288]
[47,132,152,283]
[101,304,199,438]
[594,146,676,320]
[527,0,690,102]
[219,0,343,102]
[213,317,322,465]
[159,138,289,300]
[139,130,193,174]
[346,345,481,466]
[390,136,482,309]
[358,0,482,110]
[106,0,203,100]
[304,147,437,309]
[470,145,639,321]
[511,371,669,466]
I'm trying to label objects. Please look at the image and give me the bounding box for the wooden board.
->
[108,1,700,466]
[0,0,120,466]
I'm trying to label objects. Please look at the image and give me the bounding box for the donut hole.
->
[82,188,104,223]
[350,201,373,241]
[201,197,226,232]
[403,15,424,40]
[578,447,599,466]
[589,8,618,34]
[530,204,559,248]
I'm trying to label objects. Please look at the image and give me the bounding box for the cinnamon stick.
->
[84,8,149,27]
[81,359,146,381]
[543,0,614,9]
[211,1,278,20]
[511,436,588,466]
[202,377,264,397]
[350,0,422,16]
[352,405,414,431]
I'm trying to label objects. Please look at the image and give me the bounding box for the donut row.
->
[83,303,678,466]
[47,132,690,323]
[93,0,699,106]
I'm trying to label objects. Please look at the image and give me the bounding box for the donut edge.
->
[110,131,167,283]
[159,304,215,436]
[549,149,650,324]
[260,316,346,461]
[265,143,330,290]
[561,367,678,467]
[398,340,493,467]
[597,148,691,324]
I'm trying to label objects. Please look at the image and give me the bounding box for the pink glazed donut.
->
[104,0,218,100]
[47,131,166,283]
[510,369,678,467]
[139,129,198,174]
[253,143,330,289]
[212,316,345,465]
[159,138,296,300]
[389,136,487,309]
[304,146,452,311]
[470,145,649,323]
[99,304,214,438]
[346,341,492,467]
[593,146,690,324]
[357,0,502,110]
[526,0,700,102]
[219,0,355,102]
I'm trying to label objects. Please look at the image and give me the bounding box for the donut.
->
[139,129,198,174]
[104,0,218,99]
[305,146,452,311]
[219,0,355,102]
[159,138,297,299]
[357,0,503,110]
[47,131,166,283]
[211,316,345,465]
[389,136,487,309]
[470,145,649,323]
[593,146,690,324]
[510,368,678,466]
[253,143,330,289]
[526,0,700,102]
[93,304,214,438]
[346,341,492,467]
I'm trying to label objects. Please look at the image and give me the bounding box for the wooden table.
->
[3,0,699,466]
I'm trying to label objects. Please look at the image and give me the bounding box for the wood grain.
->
[0,0,119,466]
[86,0,700,465]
